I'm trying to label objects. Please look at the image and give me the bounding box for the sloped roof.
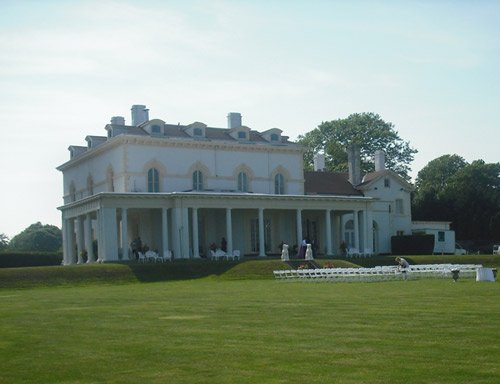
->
[304,171,364,196]
[357,169,414,191]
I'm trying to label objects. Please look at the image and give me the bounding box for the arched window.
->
[274,173,284,194]
[270,133,279,141]
[148,168,160,192]
[237,172,248,192]
[193,170,203,191]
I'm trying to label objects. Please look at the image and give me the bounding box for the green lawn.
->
[1,277,499,383]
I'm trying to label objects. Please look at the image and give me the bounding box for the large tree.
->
[412,156,500,241]
[412,154,467,221]
[0,233,9,251]
[298,112,417,180]
[9,222,62,252]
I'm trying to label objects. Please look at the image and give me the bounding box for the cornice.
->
[58,134,303,172]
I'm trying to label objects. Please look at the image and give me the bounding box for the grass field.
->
[1,272,499,383]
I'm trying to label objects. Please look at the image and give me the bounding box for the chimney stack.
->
[375,150,386,172]
[131,105,149,126]
[347,144,361,185]
[110,116,125,125]
[227,112,242,128]
[313,153,325,171]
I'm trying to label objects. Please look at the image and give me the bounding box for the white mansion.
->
[57,105,413,264]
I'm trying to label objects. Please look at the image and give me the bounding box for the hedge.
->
[0,252,63,268]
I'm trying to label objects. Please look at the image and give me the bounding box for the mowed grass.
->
[1,278,499,383]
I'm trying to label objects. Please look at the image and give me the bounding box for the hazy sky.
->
[0,0,499,238]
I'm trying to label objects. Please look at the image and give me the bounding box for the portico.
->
[60,192,375,264]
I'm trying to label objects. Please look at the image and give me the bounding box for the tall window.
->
[274,173,284,194]
[395,199,404,214]
[193,170,203,191]
[69,182,76,202]
[87,176,94,196]
[237,172,248,192]
[107,168,114,192]
[384,178,390,188]
[438,231,445,242]
[344,220,354,247]
[148,168,159,192]
[250,218,271,253]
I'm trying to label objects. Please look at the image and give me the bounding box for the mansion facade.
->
[57,105,413,264]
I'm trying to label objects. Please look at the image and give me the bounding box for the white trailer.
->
[412,221,465,255]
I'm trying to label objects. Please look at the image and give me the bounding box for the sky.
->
[0,0,499,238]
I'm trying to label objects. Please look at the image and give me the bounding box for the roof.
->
[304,171,364,196]
[358,169,414,191]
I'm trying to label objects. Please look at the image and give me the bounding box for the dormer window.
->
[184,122,206,138]
[143,119,165,136]
[229,126,251,141]
[261,128,282,143]
[151,125,161,134]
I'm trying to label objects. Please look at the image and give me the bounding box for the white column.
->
[354,210,360,251]
[96,209,103,262]
[100,207,118,262]
[172,207,182,259]
[226,208,233,256]
[362,209,368,253]
[162,208,170,258]
[62,217,74,265]
[181,207,189,258]
[325,209,332,256]
[334,214,341,255]
[121,208,128,260]
[85,213,95,263]
[366,209,373,254]
[61,217,68,265]
[296,209,302,251]
[76,216,84,264]
[192,208,200,258]
[258,208,265,257]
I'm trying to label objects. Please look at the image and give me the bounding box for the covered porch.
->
[59,192,376,264]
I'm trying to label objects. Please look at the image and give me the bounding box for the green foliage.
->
[298,112,417,180]
[8,222,62,252]
[0,251,62,268]
[0,233,9,251]
[413,156,500,241]
[1,279,499,383]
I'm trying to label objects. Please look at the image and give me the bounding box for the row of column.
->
[62,206,373,264]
